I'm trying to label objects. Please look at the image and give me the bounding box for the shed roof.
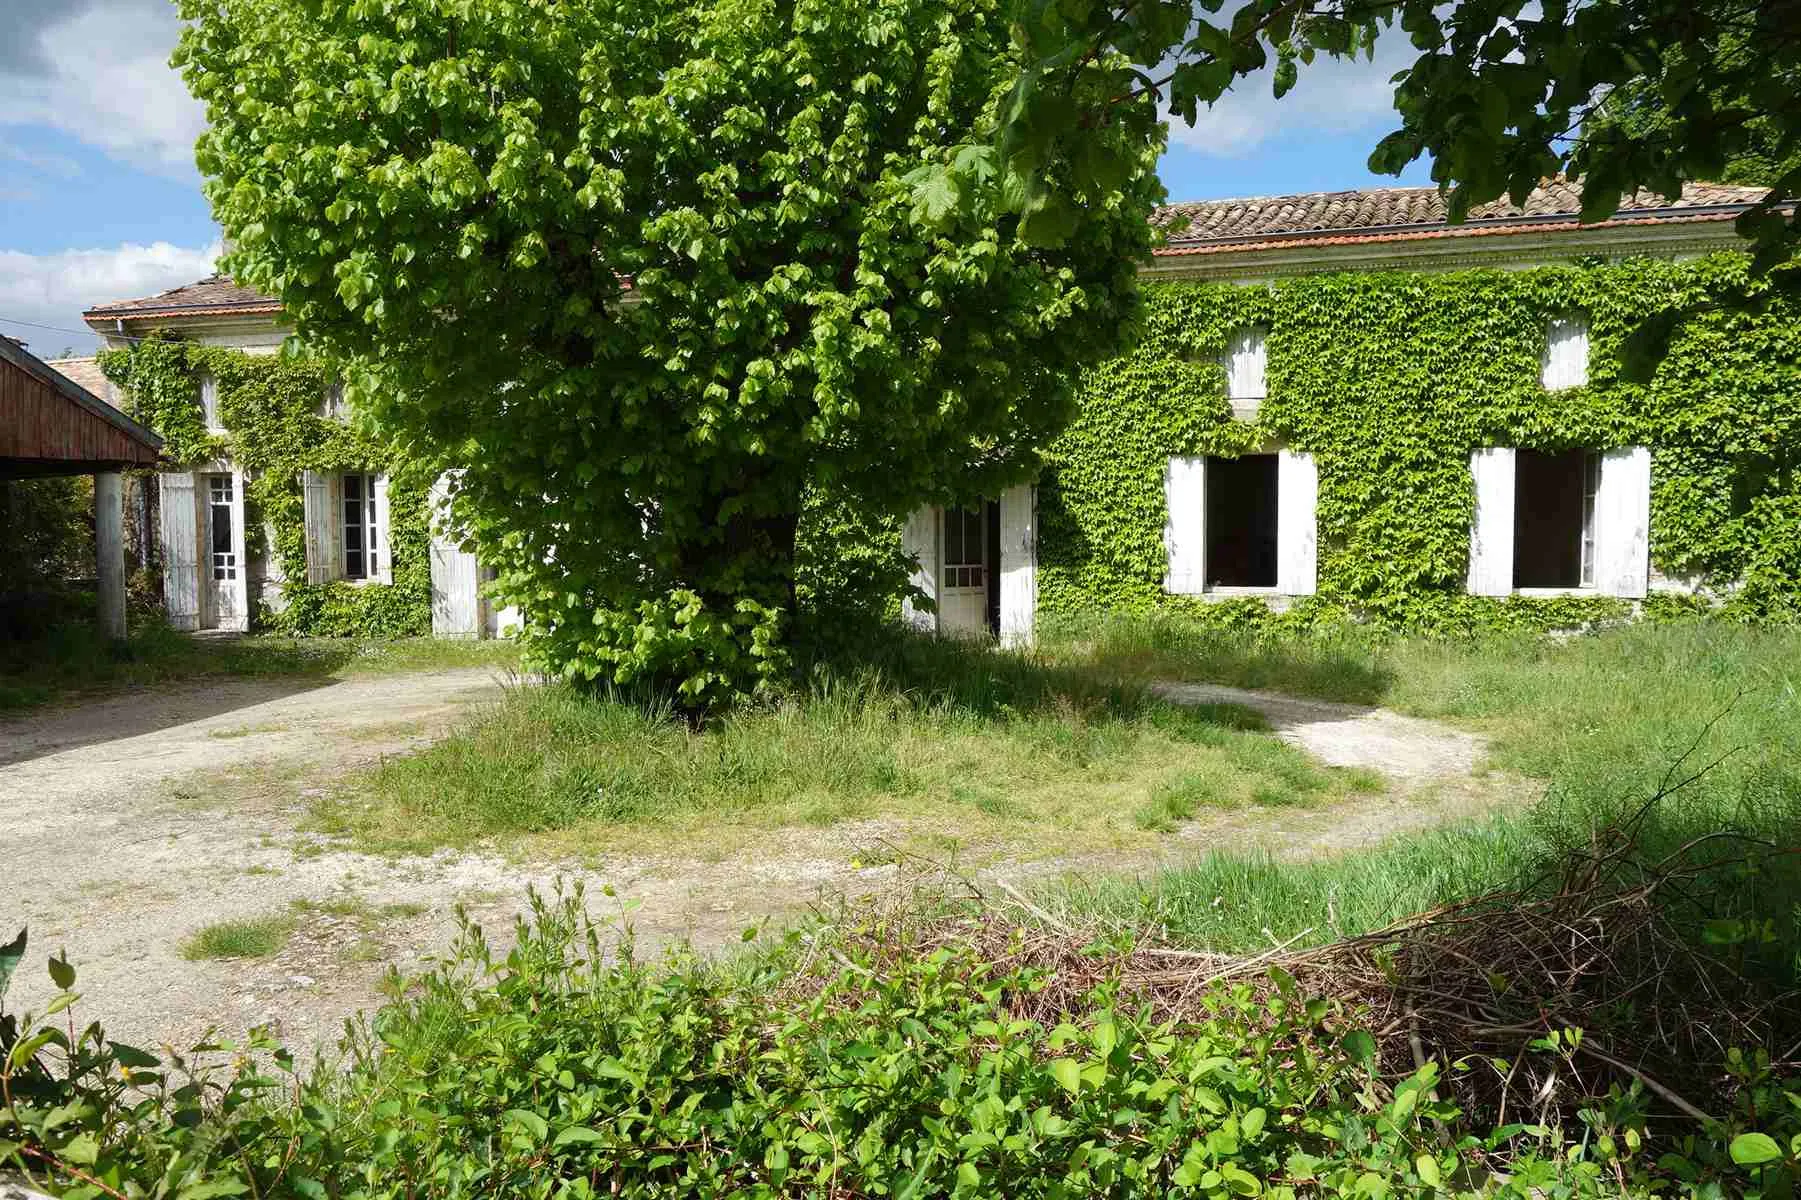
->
[0,336,163,479]
[1152,179,1772,256]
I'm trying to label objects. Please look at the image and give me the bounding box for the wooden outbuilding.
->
[1,334,163,638]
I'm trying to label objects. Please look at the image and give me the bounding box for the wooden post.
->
[95,470,126,640]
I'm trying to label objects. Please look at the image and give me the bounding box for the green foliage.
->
[0,477,95,640]
[179,915,295,961]
[175,0,1165,709]
[1040,254,1801,628]
[99,340,431,638]
[8,897,1801,1199]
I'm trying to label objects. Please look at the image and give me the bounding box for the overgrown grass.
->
[311,632,1383,858]
[179,914,295,960]
[0,619,520,712]
[1051,615,1801,968]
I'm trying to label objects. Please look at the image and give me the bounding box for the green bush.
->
[7,895,1801,1199]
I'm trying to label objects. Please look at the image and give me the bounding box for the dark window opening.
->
[1205,454,1279,588]
[1513,449,1599,588]
[984,500,1001,635]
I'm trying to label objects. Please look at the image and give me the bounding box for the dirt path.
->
[0,669,1527,1057]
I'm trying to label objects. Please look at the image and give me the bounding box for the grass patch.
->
[311,634,1381,858]
[290,895,428,929]
[1052,617,1801,966]
[0,620,520,713]
[180,914,295,961]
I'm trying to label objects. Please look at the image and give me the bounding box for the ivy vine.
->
[99,340,432,637]
[1040,251,1801,632]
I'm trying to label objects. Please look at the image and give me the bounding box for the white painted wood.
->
[1225,326,1267,420]
[95,471,126,640]
[899,505,938,632]
[1467,448,1517,596]
[1276,450,1318,595]
[1541,317,1590,391]
[1163,457,1206,594]
[301,470,337,584]
[225,468,250,630]
[158,471,201,631]
[429,472,483,637]
[937,506,989,638]
[199,371,224,431]
[998,484,1037,646]
[372,473,393,584]
[1595,446,1651,598]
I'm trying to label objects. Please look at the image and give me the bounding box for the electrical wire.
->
[0,314,154,345]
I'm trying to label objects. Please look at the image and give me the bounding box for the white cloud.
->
[0,240,221,353]
[1166,36,1417,158]
[0,0,204,180]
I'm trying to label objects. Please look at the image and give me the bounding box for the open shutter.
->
[1163,457,1206,594]
[301,470,338,584]
[998,484,1037,647]
[226,468,250,629]
[900,506,938,632]
[158,472,201,630]
[1595,447,1651,598]
[1276,450,1318,595]
[372,473,393,584]
[1467,448,1516,596]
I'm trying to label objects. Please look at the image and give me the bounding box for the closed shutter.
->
[429,472,482,636]
[301,470,339,584]
[1541,318,1590,391]
[158,472,201,630]
[1467,448,1516,596]
[998,484,1037,646]
[372,473,393,584]
[1163,457,1206,594]
[1225,327,1267,420]
[1595,447,1651,598]
[1276,450,1318,595]
[900,506,938,632]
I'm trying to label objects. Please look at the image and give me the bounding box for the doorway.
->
[202,473,242,628]
[938,502,1000,637]
[1513,449,1599,589]
[1205,454,1279,588]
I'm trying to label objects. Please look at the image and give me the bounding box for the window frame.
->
[341,470,381,582]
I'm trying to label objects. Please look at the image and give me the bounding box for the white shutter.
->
[899,506,938,632]
[1163,457,1206,594]
[372,473,393,584]
[301,470,339,584]
[998,484,1037,647]
[1595,447,1651,598]
[158,472,201,630]
[1467,448,1516,596]
[1541,317,1590,391]
[429,472,482,636]
[1276,450,1318,595]
[1225,327,1267,420]
[225,468,250,630]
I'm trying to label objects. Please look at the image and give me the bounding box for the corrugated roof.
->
[1153,179,1771,253]
[83,273,282,324]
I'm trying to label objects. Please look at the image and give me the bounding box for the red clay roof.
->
[1152,179,1771,255]
[83,273,282,325]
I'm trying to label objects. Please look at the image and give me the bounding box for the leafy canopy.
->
[175,0,1163,707]
[989,0,1800,264]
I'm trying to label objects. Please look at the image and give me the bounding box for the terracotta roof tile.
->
[1152,179,1771,252]
[83,274,281,323]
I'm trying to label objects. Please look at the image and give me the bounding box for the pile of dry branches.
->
[818,792,1800,1128]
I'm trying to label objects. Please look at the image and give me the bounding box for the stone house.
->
[72,178,1790,642]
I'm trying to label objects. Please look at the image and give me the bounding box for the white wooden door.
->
[937,505,989,638]
[202,473,244,629]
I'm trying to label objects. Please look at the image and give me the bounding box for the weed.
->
[179,914,294,960]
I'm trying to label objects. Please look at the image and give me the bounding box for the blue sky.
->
[1,0,1431,355]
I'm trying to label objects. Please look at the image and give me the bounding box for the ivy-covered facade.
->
[901,179,1800,640]
[79,279,502,639]
[75,180,1797,642]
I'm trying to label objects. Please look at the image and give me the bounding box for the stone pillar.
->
[95,470,126,640]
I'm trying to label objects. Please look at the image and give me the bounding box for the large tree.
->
[175,0,1162,705]
[989,0,1800,262]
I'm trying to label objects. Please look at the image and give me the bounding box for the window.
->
[199,373,224,432]
[1224,327,1267,412]
[1541,317,1590,391]
[321,381,349,420]
[941,505,986,590]
[208,474,236,580]
[342,472,382,580]
[1205,454,1279,588]
[1512,449,1600,588]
